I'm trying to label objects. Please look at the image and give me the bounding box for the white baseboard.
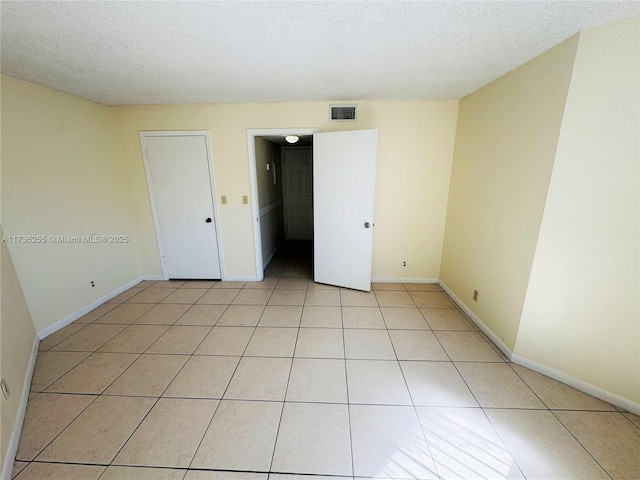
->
[223,276,261,282]
[372,277,439,283]
[1,336,39,480]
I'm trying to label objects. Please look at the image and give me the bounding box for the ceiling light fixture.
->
[285,135,299,144]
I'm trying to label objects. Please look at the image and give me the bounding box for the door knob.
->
[364,222,371,228]
[205,218,212,223]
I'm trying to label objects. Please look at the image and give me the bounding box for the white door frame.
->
[140,130,226,280]
[247,128,319,281]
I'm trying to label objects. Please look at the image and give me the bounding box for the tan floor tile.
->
[511,364,616,411]
[275,278,309,289]
[36,396,155,464]
[300,306,342,328]
[389,330,449,361]
[174,304,227,325]
[409,292,454,308]
[404,283,441,292]
[244,277,279,289]
[12,461,28,478]
[114,398,217,468]
[485,409,610,479]
[134,304,191,325]
[373,282,407,291]
[381,307,430,330]
[342,306,386,329]
[350,404,437,479]
[14,463,105,479]
[307,282,339,290]
[269,476,350,480]
[623,412,640,428]
[216,305,264,326]
[126,288,176,303]
[195,326,254,355]
[146,326,211,354]
[224,357,291,401]
[94,303,154,324]
[196,288,241,304]
[45,353,138,394]
[244,327,298,357]
[16,393,95,461]
[347,360,412,405]
[191,400,281,471]
[107,287,145,304]
[374,290,415,308]
[420,308,475,330]
[400,361,478,407]
[555,411,640,480]
[74,302,118,323]
[232,289,273,305]
[258,305,302,327]
[185,472,267,480]
[30,351,90,392]
[272,403,352,476]
[180,280,217,289]
[304,289,341,306]
[435,331,503,362]
[38,324,86,351]
[344,329,396,360]
[104,354,189,396]
[100,466,187,480]
[416,407,521,479]
[160,288,206,304]
[164,356,240,398]
[51,324,126,352]
[456,363,545,409]
[98,325,169,353]
[212,281,246,289]
[152,280,187,288]
[341,289,378,306]
[268,289,306,305]
[295,328,344,359]
[286,358,348,403]
[137,280,157,287]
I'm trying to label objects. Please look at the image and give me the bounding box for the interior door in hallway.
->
[142,133,222,279]
[283,147,313,240]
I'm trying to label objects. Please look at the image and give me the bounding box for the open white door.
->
[313,129,378,291]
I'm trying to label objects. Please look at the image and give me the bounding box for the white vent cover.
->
[330,105,357,121]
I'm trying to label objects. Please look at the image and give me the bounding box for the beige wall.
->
[515,16,640,403]
[440,36,579,350]
[255,137,282,209]
[110,100,459,281]
[1,76,141,332]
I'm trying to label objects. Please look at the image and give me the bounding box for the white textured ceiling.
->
[1,1,638,106]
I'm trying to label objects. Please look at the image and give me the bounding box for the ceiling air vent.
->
[330,105,357,121]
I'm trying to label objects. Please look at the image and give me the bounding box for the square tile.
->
[286,358,348,403]
[308,282,339,290]
[212,281,246,289]
[164,356,240,398]
[180,280,217,289]
[232,289,273,305]
[95,303,161,324]
[268,289,306,305]
[344,329,396,360]
[224,357,291,400]
[295,328,344,359]
[100,466,186,480]
[160,288,206,304]
[146,326,211,354]
[11,461,28,478]
[74,302,118,323]
[244,277,279,289]
[126,288,175,303]
[195,327,254,355]
[30,351,90,392]
[258,305,302,327]
[435,331,503,362]
[191,400,281,471]
[275,278,309,289]
[381,307,430,330]
[409,292,454,308]
[108,287,145,303]
[152,280,186,288]
[400,361,478,407]
[174,304,227,325]
[420,308,475,330]
[16,393,95,461]
[114,398,218,468]
[245,327,298,357]
[341,289,378,306]
[272,403,352,476]
[38,324,86,351]
[104,354,189,396]
[347,360,412,405]
[98,325,169,353]
[134,304,191,325]
[350,404,436,479]
[13,463,105,479]
[304,289,341,306]
[196,288,241,304]
[36,396,155,464]
[45,353,138,394]
[373,282,406,291]
[389,330,449,361]
[300,306,342,328]
[51,324,126,352]
[216,305,264,326]
[455,363,545,409]
[342,306,385,329]
[374,290,415,308]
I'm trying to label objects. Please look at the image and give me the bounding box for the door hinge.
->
[162,255,167,264]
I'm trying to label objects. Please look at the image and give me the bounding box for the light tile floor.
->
[12,248,640,480]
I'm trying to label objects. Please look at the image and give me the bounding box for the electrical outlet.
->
[1,378,9,400]
[90,280,95,288]
[473,290,479,302]
[242,195,248,205]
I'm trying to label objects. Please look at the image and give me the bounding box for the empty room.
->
[1,2,639,480]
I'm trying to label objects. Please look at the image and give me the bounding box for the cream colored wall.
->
[255,137,282,209]
[1,76,141,332]
[440,36,579,350]
[515,16,640,403]
[110,100,459,281]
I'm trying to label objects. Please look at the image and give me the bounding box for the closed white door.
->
[313,130,378,291]
[283,147,313,240]
[143,134,222,279]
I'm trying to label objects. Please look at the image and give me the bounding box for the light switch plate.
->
[221,196,227,205]
[242,195,248,204]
